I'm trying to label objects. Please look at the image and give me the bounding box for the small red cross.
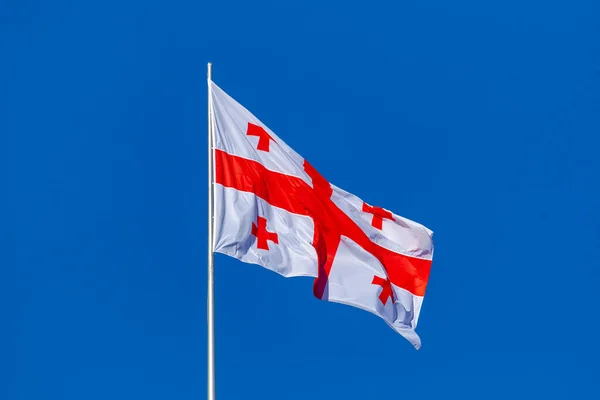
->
[251,216,279,250]
[246,122,275,152]
[372,275,395,305]
[362,202,395,230]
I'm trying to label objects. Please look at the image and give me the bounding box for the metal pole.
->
[207,62,215,400]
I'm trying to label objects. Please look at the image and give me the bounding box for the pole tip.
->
[207,62,213,79]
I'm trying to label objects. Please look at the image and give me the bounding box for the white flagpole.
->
[207,62,216,400]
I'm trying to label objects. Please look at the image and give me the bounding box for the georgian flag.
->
[210,80,434,349]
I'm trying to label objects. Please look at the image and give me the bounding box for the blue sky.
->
[4,0,600,399]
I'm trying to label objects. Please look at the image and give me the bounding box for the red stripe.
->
[214,150,310,216]
[215,149,432,297]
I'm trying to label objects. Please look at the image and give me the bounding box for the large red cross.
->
[215,144,431,302]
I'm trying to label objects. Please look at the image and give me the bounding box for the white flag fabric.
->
[210,80,434,349]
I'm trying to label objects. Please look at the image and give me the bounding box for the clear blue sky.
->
[5,0,600,399]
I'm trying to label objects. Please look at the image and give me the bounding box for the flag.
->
[209,80,434,349]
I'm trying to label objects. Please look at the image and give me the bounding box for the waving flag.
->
[209,80,434,349]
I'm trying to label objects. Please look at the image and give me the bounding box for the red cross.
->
[372,275,395,305]
[215,144,431,303]
[246,122,275,152]
[362,202,395,230]
[251,216,279,250]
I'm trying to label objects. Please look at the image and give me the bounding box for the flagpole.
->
[207,62,216,400]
